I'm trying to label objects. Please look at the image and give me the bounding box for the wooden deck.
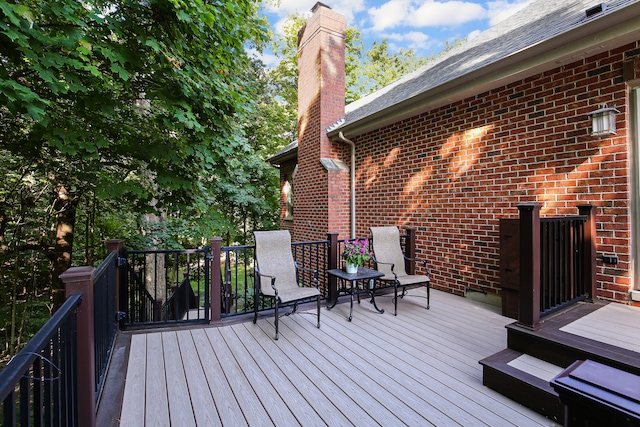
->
[113,289,555,426]
[559,302,640,352]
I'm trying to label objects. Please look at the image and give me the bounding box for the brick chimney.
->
[295,2,349,242]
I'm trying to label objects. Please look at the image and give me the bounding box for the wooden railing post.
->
[578,204,597,301]
[405,227,417,275]
[61,266,97,427]
[327,232,339,302]
[517,203,541,330]
[209,237,222,323]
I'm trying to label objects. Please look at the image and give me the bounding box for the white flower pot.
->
[345,263,358,274]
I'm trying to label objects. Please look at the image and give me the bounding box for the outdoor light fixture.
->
[588,105,619,137]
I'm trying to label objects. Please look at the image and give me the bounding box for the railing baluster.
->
[34,352,42,427]
[4,391,15,426]
[20,375,29,426]
[44,341,52,426]
[536,211,591,319]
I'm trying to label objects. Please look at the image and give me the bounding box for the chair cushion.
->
[396,274,430,286]
[277,286,320,303]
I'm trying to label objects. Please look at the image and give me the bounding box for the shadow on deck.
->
[97,289,555,426]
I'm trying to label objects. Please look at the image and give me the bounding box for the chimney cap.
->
[311,2,331,13]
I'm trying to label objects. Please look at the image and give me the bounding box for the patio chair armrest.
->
[254,267,278,293]
[403,256,431,275]
[372,257,398,279]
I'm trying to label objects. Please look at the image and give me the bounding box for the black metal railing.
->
[515,203,597,329]
[293,240,330,296]
[0,294,82,427]
[540,216,588,316]
[221,244,254,316]
[221,240,330,317]
[122,248,210,328]
[121,233,417,322]
[93,252,118,403]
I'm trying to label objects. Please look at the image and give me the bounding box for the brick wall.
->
[350,42,640,303]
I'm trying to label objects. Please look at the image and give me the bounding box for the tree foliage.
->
[0,0,270,359]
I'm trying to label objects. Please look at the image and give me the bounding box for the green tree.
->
[0,0,269,309]
[350,39,429,102]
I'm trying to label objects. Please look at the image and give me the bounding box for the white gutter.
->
[338,132,356,238]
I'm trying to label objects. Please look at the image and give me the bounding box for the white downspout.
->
[338,132,356,239]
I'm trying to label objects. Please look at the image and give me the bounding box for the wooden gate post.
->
[209,237,222,323]
[517,203,541,330]
[61,266,97,427]
[578,204,597,301]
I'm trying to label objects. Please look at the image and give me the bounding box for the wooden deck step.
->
[481,302,640,424]
[480,348,564,423]
[506,303,640,375]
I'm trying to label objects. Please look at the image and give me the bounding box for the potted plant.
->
[341,238,372,274]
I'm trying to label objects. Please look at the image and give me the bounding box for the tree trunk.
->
[142,213,166,320]
[50,184,79,311]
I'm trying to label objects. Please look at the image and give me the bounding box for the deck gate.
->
[121,247,210,328]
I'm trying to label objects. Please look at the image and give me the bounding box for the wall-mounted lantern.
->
[588,105,619,137]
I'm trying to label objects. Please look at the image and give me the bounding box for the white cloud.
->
[467,29,482,40]
[386,31,429,47]
[386,31,431,50]
[486,0,534,26]
[368,0,413,31]
[369,0,486,31]
[404,31,430,45]
[410,1,486,27]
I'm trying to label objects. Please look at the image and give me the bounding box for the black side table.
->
[327,267,384,321]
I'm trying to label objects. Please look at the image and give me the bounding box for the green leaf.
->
[144,38,161,52]
[109,62,130,81]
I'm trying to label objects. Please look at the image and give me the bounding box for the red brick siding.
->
[351,42,640,303]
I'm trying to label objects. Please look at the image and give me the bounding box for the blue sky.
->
[260,0,534,64]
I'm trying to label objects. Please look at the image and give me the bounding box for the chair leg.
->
[253,292,259,324]
[316,295,321,328]
[394,284,398,316]
[427,282,430,310]
[274,298,279,340]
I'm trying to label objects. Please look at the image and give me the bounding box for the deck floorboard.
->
[118,289,555,426]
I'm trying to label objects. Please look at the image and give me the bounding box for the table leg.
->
[327,278,344,310]
[349,282,354,321]
[369,291,384,314]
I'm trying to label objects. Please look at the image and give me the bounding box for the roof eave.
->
[267,147,298,167]
[328,3,640,140]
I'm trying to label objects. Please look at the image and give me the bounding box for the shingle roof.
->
[267,139,298,165]
[328,0,640,136]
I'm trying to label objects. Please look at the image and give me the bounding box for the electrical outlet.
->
[602,255,618,265]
